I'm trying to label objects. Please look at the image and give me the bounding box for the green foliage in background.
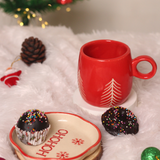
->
[0,0,83,25]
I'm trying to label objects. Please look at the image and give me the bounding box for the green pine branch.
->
[0,0,83,14]
[0,0,84,25]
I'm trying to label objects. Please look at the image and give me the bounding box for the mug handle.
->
[132,55,157,79]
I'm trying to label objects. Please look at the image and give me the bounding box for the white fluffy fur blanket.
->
[0,26,160,160]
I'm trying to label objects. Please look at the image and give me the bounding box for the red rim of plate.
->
[9,112,102,160]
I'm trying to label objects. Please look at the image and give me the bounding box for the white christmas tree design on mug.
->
[78,70,87,101]
[78,70,122,107]
[100,78,122,107]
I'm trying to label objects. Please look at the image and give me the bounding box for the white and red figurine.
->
[0,67,22,87]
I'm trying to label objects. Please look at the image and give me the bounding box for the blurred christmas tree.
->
[0,0,83,27]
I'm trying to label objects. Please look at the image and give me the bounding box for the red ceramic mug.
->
[78,40,157,108]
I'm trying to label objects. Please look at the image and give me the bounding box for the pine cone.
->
[20,37,46,66]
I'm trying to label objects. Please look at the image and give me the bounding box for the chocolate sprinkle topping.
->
[101,106,139,136]
[16,109,49,132]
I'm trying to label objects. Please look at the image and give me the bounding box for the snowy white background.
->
[0,26,160,160]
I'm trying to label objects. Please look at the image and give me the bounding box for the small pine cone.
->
[20,37,46,66]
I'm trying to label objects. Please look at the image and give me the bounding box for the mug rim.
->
[80,39,130,61]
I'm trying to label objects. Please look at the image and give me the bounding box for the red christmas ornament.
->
[57,0,72,5]
[0,67,22,87]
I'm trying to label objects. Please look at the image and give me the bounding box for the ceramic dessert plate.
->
[9,112,102,160]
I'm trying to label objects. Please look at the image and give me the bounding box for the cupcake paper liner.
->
[15,124,51,146]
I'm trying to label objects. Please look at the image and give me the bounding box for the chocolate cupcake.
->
[15,109,50,145]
